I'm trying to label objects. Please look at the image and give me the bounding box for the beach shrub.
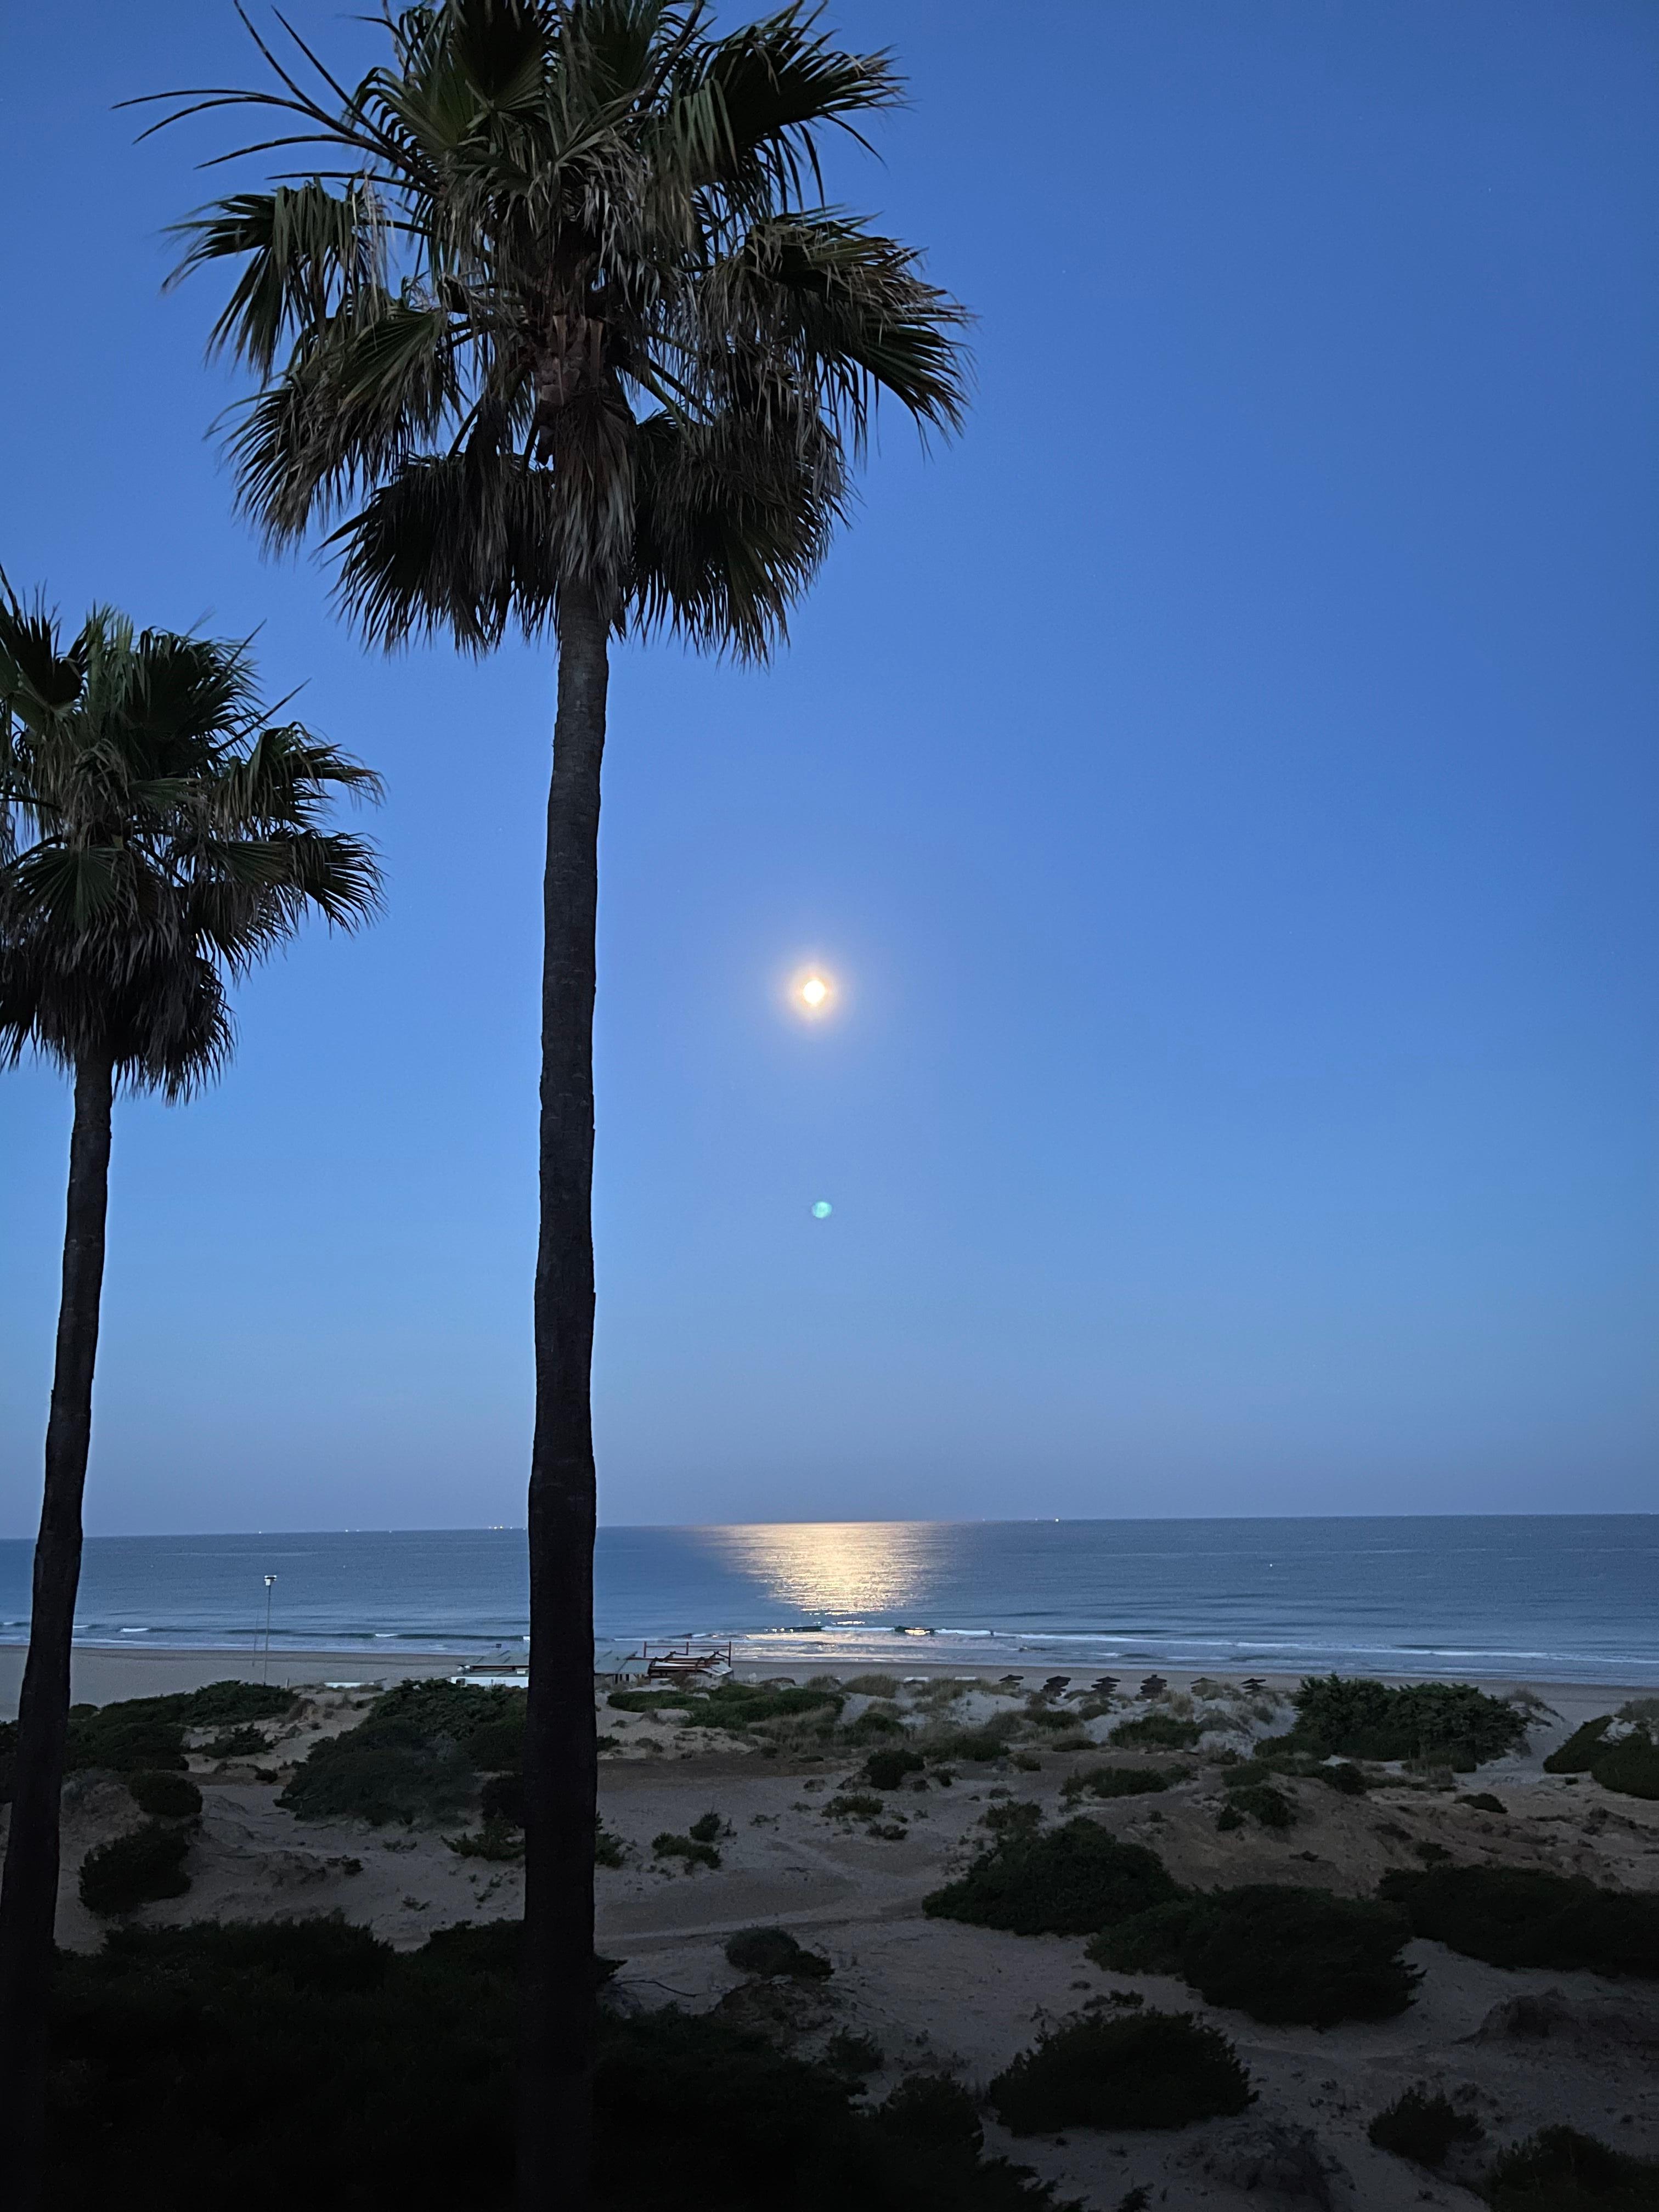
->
[594,1819,628,1869]
[924,1819,1178,1937]
[841,1707,904,1745]
[45,1919,1063,2211]
[127,1771,202,1822]
[1060,1764,1184,1803]
[1380,1864,1659,1978]
[78,1822,192,1915]
[1323,1762,1368,1795]
[1215,1804,1245,1832]
[1367,2086,1482,2168]
[1486,2126,1659,2211]
[1279,1676,1526,1768]
[826,2029,884,2078]
[1090,1884,1417,2027]
[988,2011,1252,2135]
[843,1674,901,1699]
[825,1792,885,1820]
[688,1812,724,1843]
[279,1679,524,1826]
[1107,1714,1201,1751]
[725,1927,834,1980]
[479,1770,526,1827]
[652,1830,720,1870]
[1224,1781,1297,1830]
[205,1724,271,1759]
[1460,1791,1505,1814]
[1545,1717,1615,1774]
[877,2074,982,2152]
[689,1681,845,1730]
[445,1818,524,1861]
[865,1747,925,1791]
[1589,1730,1659,1802]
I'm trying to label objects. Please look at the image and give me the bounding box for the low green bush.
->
[127,1772,202,1822]
[78,1822,191,1915]
[724,1927,834,1980]
[825,1792,885,1820]
[1487,2126,1659,2211]
[825,2029,883,2078]
[1090,1884,1416,2026]
[1279,1676,1526,1768]
[445,1818,524,1861]
[1380,1864,1659,1978]
[45,1918,1064,2209]
[1107,1714,1201,1751]
[479,1771,525,1827]
[1367,2086,1482,2168]
[983,1801,1043,1839]
[594,1820,628,1869]
[1545,1717,1614,1774]
[1061,1765,1184,1803]
[924,1819,1178,1937]
[205,1724,270,1759]
[865,1747,925,1791]
[652,1831,720,1870]
[988,2011,1252,2134]
[279,1679,524,1826]
[840,1708,904,1745]
[1323,1762,1368,1795]
[1224,1781,1297,1829]
[877,2075,982,2151]
[1590,1731,1659,1802]
[689,1682,845,1730]
[925,1723,1014,1764]
[688,1812,724,1843]
[843,1674,901,1698]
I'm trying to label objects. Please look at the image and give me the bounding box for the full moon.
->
[800,976,828,1008]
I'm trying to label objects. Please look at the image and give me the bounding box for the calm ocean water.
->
[0,1518,1653,1685]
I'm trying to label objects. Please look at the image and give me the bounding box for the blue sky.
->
[2,1,1654,1536]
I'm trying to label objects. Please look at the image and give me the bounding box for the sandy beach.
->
[5,1648,1656,2207]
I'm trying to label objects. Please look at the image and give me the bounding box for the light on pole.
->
[262,1575,276,1684]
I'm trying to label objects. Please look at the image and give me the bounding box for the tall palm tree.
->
[143,3,966,2197]
[0,591,380,2209]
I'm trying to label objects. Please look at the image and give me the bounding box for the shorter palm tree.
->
[0,586,381,2209]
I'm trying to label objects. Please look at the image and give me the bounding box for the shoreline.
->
[3,1641,1650,1726]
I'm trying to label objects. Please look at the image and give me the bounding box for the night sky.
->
[2,1,1654,1533]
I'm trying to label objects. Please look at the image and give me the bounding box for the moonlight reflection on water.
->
[691,1521,933,1621]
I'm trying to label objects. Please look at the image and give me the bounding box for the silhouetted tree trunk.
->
[0,1044,114,2212]
[519,578,607,2211]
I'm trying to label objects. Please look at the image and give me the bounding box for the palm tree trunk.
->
[0,1045,114,2212]
[520,577,607,2211]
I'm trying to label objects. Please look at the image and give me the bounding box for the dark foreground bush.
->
[127,1771,202,1822]
[1381,1864,1659,1979]
[1090,1884,1417,2027]
[479,1770,526,1826]
[47,1917,1065,2211]
[279,1678,525,1826]
[925,1819,1178,1937]
[1367,2086,1483,2168]
[988,2011,1252,2135]
[78,1822,191,1915]
[725,1927,834,1979]
[1487,2126,1659,2210]
[865,1747,925,1791]
[1278,1676,1526,1768]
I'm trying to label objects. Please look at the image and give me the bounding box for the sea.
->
[0,1517,1654,1686]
